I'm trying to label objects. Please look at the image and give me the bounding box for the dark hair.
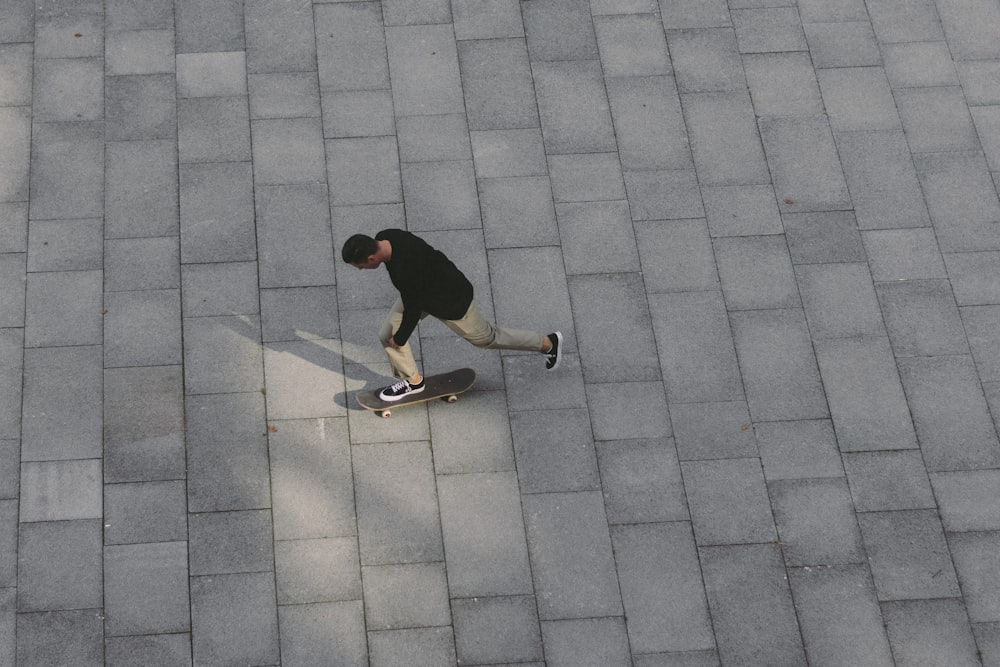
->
[342,234,378,264]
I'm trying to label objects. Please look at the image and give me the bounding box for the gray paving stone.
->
[803,20,881,68]
[104,634,192,667]
[650,291,744,403]
[106,140,178,239]
[770,477,865,565]
[105,0,174,30]
[973,106,1000,173]
[470,128,548,177]
[541,617,631,666]
[20,459,102,522]
[189,509,273,575]
[975,623,1000,667]
[881,599,981,666]
[756,419,844,481]
[363,562,449,630]
[936,0,1000,60]
[252,118,326,185]
[353,441,443,565]
[259,286,338,342]
[29,121,104,219]
[245,0,315,74]
[963,306,1000,381]
[179,162,255,263]
[104,289,182,367]
[382,0,451,25]
[386,24,463,117]
[269,418,355,540]
[815,336,917,452]
[503,353,588,412]
[453,0,523,39]
[190,572,279,666]
[858,509,960,600]
[743,52,823,117]
[174,0,243,52]
[16,609,103,667]
[0,331,21,440]
[249,72,321,120]
[104,480,187,545]
[255,184,337,288]
[759,115,852,213]
[104,365,185,483]
[25,270,102,348]
[279,601,367,666]
[185,392,271,512]
[523,491,622,619]
[0,440,17,498]
[612,523,714,654]
[367,626,454,667]
[428,390,512,469]
[401,160,480,231]
[183,316,263,395]
[27,219,102,272]
[568,273,660,382]
[607,76,692,171]
[632,651,721,667]
[932,470,1000,532]
[959,61,1000,106]
[595,14,670,77]
[798,0,867,22]
[0,0,33,42]
[177,96,250,163]
[945,251,1000,305]
[21,346,102,462]
[106,74,177,142]
[624,169,705,220]
[636,219,717,292]
[321,89,394,138]
[396,114,470,163]
[533,61,617,155]
[0,44,34,106]
[0,588,10,664]
[274,537,359,605]
[865,0,944,42]
[0,501,15,585]
[700,185,783,238]
[175,51,246,99]
[0,107,30,203]
[863,228,946,281]
[882,41,958,88]
[595,438,688,524]
[897,87,981,153]
[558,201,638,274]
[547,153,625,203]
[478,176,559,249]
[914,151,1000,253]
[437,472,532,597]
[682,91,769,186]
[105,29,176,76]
[181,263,257,317]
[730,309,830,422]
[818,67,900,132]
[326,137,402,206]
[876,280,968,358]
[34,4,103,59]
[0,203,27,253]
[699,544,807,665]
[670,401,757,460]
[659,0,731,27]
[488,246,574,344]
[948,531,1000,623]
[732,7,807,53]
[586,382,672,441]
[452,596,542,665]
[843,451,936,512]
[458,38,537,131]
[522,0,599,61]
[668,29,745,92]
[264,341,346,420]
[593,0,658,11]
[682,458,776,545]
[104,541,190,636]
[510,408,599,494]
[715,235,799,310]
[787,565,894,667]
[783,211,866,264]
[796,262,884,339]
[18,520,102,611]
[0,255,25,329]
[315,3,388,92]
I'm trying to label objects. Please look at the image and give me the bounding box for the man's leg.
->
[378,297,422,381]
[443,303,562,369]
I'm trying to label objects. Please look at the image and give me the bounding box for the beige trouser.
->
[380,298,545,379]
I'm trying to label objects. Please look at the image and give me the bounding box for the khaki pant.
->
[380,298,545,379]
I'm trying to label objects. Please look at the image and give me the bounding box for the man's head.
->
[342,234,381,269]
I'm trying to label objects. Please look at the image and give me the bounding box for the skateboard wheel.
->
[378,410,392,418]
[446,395,458,403]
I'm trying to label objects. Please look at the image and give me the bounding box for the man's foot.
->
[378,378,426,402]
[543,331,563,370]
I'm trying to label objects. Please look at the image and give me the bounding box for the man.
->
[342,229,562,401]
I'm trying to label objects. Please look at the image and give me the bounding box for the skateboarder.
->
[342,230,563,401]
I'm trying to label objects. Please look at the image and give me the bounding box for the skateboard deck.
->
[356,368,476,418]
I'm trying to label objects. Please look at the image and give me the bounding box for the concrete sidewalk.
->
[3,0,1000,664]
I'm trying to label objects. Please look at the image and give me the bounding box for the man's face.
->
[352,255,381,270]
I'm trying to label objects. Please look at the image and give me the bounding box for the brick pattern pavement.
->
[2,0,1000,665]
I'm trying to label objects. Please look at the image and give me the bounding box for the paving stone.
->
[796,262,884,339]
[16,609,103,667]
[0,501,15,586]
[321,89,394,138]
[105,541,190,636]
[913,152,1000,252]
[174,0,243,52]
[732,7,807,52]
[401,160,481,232]
[931,470,1000,532]
[106,139,178,239]
[607,76,692,171]
[104,290,182,368]
[104,480,186,545]
[715,236,799,310]
[189,509,273,575]
[452,0,522,38]
[558,201,638,275]
[245,0,315,73]
[27,219,102,272]
[547,153,625,203]
[682,91,769,186]
[699,544,807,665]
[756,419,843,481]
[633,651,720,666]
[265,341,346,420]
[315,3,388,92]
[252,118,326,185]
[182,316,263,395]
[21,346,102,462]
[367,627,454,666]
[104,634,192,667]
[682,458,776,545]
[105,29,176,76]
[975,623,1000,667]
[863,228,946,281]
[488,246,574,346]
[270,418,355,540]
[177,96,250,163]
[279,601,366,666]
[958,61,1000,106]
[797,0,868,22]
[857,510,960,600]
[478,176,558,249]
[353,441,443,565]
[635,219,717,292]
[595,438,688,524]
[865,0,944,42]
[660,0,731,27]
[181,263,257,317]
[813,336,917,451]
[881,599,981,666]
[818,67,900,131]
[624,169,705,220]
[452,596,543,665]
[0,255,25,330]
[362,562,449,630]
[649,291,744,404]
[593,0,658,12]
[876,280,968,358]
[882,41,958,88]
[0,331,21,441]
[522,491,622,619]
[843,451,936,512]
[326,137,402,206]
[670,401,757,460]
[34,5,103,59]
[533,61,616,155]
[29,121,104,219]
[175,51,246,98]
[382,0,451,25]
[437,472,532,597]
[803,20,881,67]
[458,38,537,131]
[595,14,671,77]
[274,537,359,605]
[396,114,470,163]
[386,24,463,116]
[743,52,823,117]
[962,306,1000,381]
[787,565,894,667]
[25,270,102,348]
[540,617,631,667]
[897,87,981,153]
[0,0,34,42]
[470,128,548,178]
[259,286,338,343]
[106,74,177,142]
[0,440,17,498]
[668,29,745,92]
[0,203,27,253]
[946,251,1000,305]
[784,211,866,264]
[179,162,256,263]
[503,353,588,412]
[759,115,852,213]
[586,382,672,441]
[936,0,1000,60]
[972,106,1000,173]
[20,459,102,522]
[522,0,599,61]
[0,44,35,106]
[948,531,1000,623]
[185,392,271,512]
[104,365,185,483]
[612,523,714,654]
[770,477,865,565]
[255,184,337,288]
[510,408,599,494]
[249,72,321,120]
[190,573,279,666]
[0,107,30,203]
[18,520,103,611]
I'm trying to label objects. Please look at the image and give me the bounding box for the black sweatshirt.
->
[376,229,474,345]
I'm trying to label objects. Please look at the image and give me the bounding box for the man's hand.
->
[388,336,404,350]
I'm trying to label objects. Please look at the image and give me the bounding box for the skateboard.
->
[355,368,476,418]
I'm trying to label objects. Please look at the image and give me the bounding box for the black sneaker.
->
[543,332,563,370]
[378,378,426,402]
